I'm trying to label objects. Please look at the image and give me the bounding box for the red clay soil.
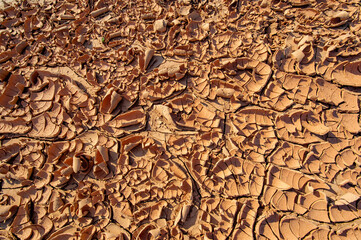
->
[1,0,361,239]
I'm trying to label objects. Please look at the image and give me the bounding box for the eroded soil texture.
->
[1,0,361,239]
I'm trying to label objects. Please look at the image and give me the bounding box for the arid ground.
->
[1,0,361,239]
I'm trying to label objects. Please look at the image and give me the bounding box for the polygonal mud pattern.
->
[1,0,361,239]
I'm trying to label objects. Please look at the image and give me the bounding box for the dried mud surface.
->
[1,0,361,239]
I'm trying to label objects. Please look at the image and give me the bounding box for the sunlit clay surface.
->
[0,0,361,239]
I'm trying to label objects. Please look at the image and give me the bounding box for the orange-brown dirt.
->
[1,0,361,239]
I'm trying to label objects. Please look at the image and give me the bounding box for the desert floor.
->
[1,0,361,239]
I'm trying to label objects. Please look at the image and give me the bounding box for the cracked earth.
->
[1,0,361,239]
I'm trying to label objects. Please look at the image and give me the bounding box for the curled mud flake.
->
[112,206,132,229]
[276,110,327,144]
[267,165,314,192]
[215,87,235,99]
[331,61,361,87]
[260,81,293,111]
[6,164,33,181]
[0,74,25,109]
[28,113,61,138]
[0,143,20,163]
[157,61,187,81]
[79,225,96,240]
[299,192,330,223]
[93,146,110,180]
[228,33,244,58]
[141,201,167,222]
[338,91,359,112]
[0,69,10,81]
[194,103,220,129]
[263,186,298,212]
[133,223,158,240]
[351,137,361,156]
[103,223,130,240]
[47,225,77,240]
[30,80,57,102]
[327,11,350,28]
[236,107,275,126]
[75,154,93,176]
[168,135,194,156]
[272,53,297,73]
[102,108,146,135]
[291,0,313,7]
[0,205,18,222]
[209,32,233,59]
[199,156,265,197]
[228,108,277,155]
[60,14,75,20]
[154,19,167,33]
[107,31,123,43]
[190,75,210,98]
[314,78,343,106]
[199,129,222,148]
[337,148,359,168]
[13,225,46,240]
[140,80,184,103]
[192,198,238,239]
[291,46,306,63]
[0,50,15,63]
[342,227,361,239]
[179,41,196,56]
[14,41,28,55]
[29,72,51,92]
[174,204,192,225]
[0,118,31,134]
[11,203,31,228]
[72,155,81,174]
[259,0,268,8]
[139,49,155,72]
[149,104,179,132]
[280,216,317,240]
[21,141,45,167]
[100,87,122,114]
[30,101,53,116]
[47,142,70,165]
[301,111,330,135]
[269,142,305,169]
[329,193,361,223]
[247,43,270,62]
[142,13,156,21]
[304,228,331,240]
[222,58,272,96]
[231,200,259,239]
[186,21,207,42]
[339,113,361,134]
[152,161,169,183]
[169,93,194,114]
[90,7,109,18]
[279,73,313,104]
[255,212,282,239]
[48,192,64,213]
[119,135,143,154]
